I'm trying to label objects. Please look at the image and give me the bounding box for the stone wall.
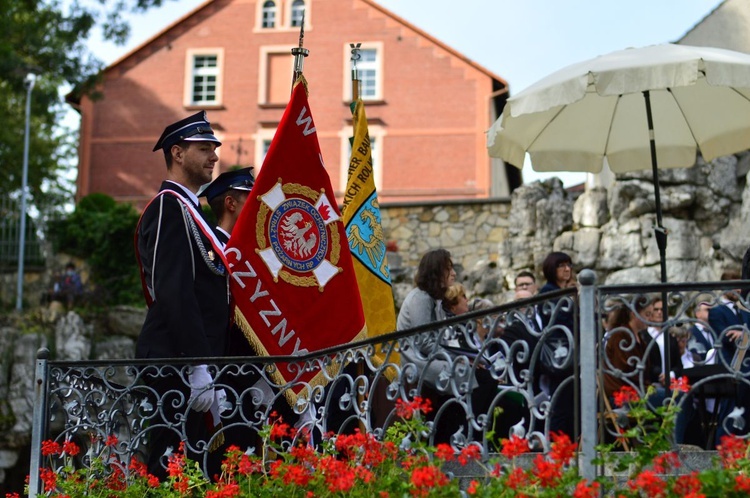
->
[382,151,750,304]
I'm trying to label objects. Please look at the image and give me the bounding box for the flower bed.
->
[17,379,750,497]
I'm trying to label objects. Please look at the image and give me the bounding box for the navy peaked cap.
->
[153,110,222,152]
[198,167,256,202]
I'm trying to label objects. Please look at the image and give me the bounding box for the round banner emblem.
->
[256,181,342,289]
[269,198,328,272]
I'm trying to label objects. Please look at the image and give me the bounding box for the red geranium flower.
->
[61,440,80,457]
[434,443,455,461]
[395,396,432,419]
[718,435,747,469]
[410,465,449,495]
[549,431,577,465]
[506,467,530,489]
[630,470,666,498]
[735,474,750,493]
[39,468,57,492]
[573,480,601,498]
[531,454,562,487]
[670,375,691,393]
[41,440,61,457]
[613,385,640,407]
[652,451,680,474]
[500,434,529,459]
[674,472,702,495]
[458,445,481,465]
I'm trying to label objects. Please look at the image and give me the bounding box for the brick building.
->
[69,0,517,207]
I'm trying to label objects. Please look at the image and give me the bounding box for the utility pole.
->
[16,73,36,312]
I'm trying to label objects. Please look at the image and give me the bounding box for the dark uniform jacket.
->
[136,181,229,359]
[215,227,259,358]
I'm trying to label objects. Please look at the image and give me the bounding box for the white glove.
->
[188,365,214,412]
[215,388,230,414]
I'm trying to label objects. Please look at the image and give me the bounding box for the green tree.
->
[48,193,142,306]
[0,0,172,215]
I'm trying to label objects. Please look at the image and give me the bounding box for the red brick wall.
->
[76,0,505,208]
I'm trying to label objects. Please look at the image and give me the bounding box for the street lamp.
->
[16,73,36,312]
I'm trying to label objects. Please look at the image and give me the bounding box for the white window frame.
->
[290,0,305,27]
[339,124,385,194]
[343,42,383,101]
[183,48,224,107]
[254,128,277,172]
[260,0,277,29]
[256,0,312,32]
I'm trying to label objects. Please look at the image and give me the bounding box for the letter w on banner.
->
[342,99,398,375]
[225,78,366,407]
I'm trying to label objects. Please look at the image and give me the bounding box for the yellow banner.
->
[343,100,398,371]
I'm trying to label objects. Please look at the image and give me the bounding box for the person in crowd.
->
[200,167,255,244]
[502,288,543,389]
[397,248,455,331]
[51,262,84,308]
[514,270,538,295]
[603,299,655,397]
[603,298,693,444]
[468,296,498,341]
[537,251,577,439]
[398,249,473,444]
[443,283,469,318]
[688,301,715,363]
[641,297,683,385]
[709,270,750,440]
[135,111,230,479]
[669,325,696,369]
[709,270,749,367]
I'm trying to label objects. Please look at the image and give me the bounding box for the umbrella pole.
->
[643,91,668,284]
[645,91,675,423]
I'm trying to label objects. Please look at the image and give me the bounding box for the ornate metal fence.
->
[28,273,750,495]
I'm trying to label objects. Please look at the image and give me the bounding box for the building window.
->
[358,49,378,99]
[290,0,305,27]
[255,128,277,170]
[184,49,224,107]
[345,43,383,101]
[259,46,294,105]
[262,0,276,28]
[263,139,273,162]
[192,55,218,103]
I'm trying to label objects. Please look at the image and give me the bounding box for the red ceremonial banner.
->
[225,80,367,406]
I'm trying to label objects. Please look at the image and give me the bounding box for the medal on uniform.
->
[208,250,215,261]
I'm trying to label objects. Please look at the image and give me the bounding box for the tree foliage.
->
[0,0,171,215]
[48,193,142,306]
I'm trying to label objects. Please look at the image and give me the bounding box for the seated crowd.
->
[397,249,750,450]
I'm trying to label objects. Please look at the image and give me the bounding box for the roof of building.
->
[103,0,508,88]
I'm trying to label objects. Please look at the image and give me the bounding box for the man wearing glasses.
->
[514,270,538,295]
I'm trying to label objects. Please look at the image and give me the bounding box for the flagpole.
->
[350,43,361,103]
[348,42,368,433]
[290,13,308,93]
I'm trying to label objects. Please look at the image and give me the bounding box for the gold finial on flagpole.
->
[291,12,309,93]
[350,43,362,102]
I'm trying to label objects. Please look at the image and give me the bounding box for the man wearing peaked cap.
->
[134,110,229,479]
[199,167,255,245]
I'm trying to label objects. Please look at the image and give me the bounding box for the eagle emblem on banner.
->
[256,180,342,290]
[347,192,390,283]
